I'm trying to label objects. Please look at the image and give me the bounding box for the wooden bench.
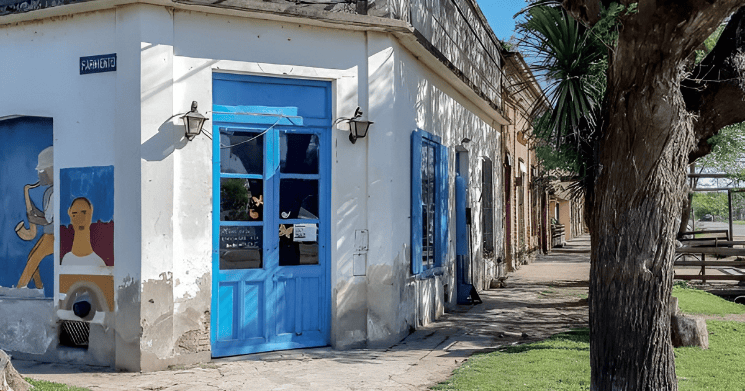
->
[674,244,745,283]
[678,229,730,243]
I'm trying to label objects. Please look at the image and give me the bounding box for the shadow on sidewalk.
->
[13,236,592,391]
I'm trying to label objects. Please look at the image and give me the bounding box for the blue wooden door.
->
[211,74,331,357]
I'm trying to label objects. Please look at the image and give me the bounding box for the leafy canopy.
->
[521,2,745,188]
[517,3,636,182]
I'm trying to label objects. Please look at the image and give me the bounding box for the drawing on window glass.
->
[279,223,319,266]
[279,179,318,220]
[220,178,264,221]
[15,146,54,289]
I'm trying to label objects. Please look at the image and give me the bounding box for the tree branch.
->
[685,6,745,162]
[561,0,603,25]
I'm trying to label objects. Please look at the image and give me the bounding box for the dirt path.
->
[14,236,591,391]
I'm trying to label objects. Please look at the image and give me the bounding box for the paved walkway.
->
[14,236,591,391]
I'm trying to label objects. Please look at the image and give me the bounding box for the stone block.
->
[0,350,32,391]
[669,296,679,317]
[671,314,709,349]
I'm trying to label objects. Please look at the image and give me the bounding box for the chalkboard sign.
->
[219,226,262,270]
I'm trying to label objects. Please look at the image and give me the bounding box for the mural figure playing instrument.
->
[15,146,54,289]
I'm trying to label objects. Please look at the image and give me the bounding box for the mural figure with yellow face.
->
[61,197,105,267]
[15,146,54,289]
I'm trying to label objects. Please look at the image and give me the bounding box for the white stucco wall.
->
[0,9,122,367]
[1,3,505,369]
[392,36,504,293]
[166,9,504,353]
[169,9,367,354]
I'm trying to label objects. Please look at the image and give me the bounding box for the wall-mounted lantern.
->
[180,101,208,140]
[347,107,373,144]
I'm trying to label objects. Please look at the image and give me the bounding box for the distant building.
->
[501,50,550,269]
[549,182,586,244]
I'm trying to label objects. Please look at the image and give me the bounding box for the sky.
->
[477,0,529,42]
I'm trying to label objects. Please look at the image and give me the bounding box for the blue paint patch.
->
[0,116,54,297]
[212,105,303,126]
[59,166,114,226]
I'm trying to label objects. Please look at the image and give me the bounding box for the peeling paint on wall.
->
[115,276,141,371]
[174,273,211,355]
[0,288,54,355]
[333,278,367,349]
[141,272,174,362]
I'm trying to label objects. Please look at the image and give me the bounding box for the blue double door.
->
[211,74,331,357]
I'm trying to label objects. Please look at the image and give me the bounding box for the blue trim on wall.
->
[212,105,303,126]
[455,175,467,256]
[410,130,423,275]
[437,143,449,267]
[410,129,449,275]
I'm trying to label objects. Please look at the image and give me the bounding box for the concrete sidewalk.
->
[14,236,590,391]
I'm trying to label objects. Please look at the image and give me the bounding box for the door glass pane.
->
[220,131,263,175]
[278,223,319,266]
[421,143,428,198]
[280,133,319,174]
[421,141,436,267]
[221,178,264,221]
[422,205,429,265]
[279,179,318,219]
[219,226,263,269]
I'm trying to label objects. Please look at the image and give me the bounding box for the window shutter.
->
[411,130,423,275]
[436,144,449,266]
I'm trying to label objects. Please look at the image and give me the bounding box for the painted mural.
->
[0,117,54,297]
[58,166,115,315]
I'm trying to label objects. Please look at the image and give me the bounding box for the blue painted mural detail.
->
[0,117,54,297]
[59,166,115,267]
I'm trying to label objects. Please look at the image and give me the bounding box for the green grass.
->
[676,321,745,390]
[672,285,745,316]
[432,329,591,391]
[25,379,90,391]
[434,287,745,390]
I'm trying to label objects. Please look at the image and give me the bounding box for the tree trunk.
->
[560,1,745,390]
[590,65,689,391]
[587,5,703,388]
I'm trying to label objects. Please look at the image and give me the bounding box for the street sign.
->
[80,54,116,75]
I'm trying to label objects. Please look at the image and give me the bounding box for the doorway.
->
[211,73,331,357]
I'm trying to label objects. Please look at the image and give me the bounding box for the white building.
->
[0,0,508,371]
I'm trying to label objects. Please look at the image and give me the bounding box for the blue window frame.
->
[411,129,448,275]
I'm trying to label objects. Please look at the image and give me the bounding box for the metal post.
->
[702,253,706,284]
[729,189,734,241]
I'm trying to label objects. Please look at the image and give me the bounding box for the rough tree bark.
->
[561,1,745,390]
